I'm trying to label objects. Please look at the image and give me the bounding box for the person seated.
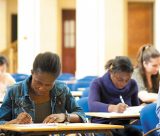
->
[88,56,142,136]
[156,88,160,135]
[0,55,15,98]
[132,44,160,103]
[0,52,86,126]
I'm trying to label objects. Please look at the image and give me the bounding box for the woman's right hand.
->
[5,112,33,124]
[108,103,128,113]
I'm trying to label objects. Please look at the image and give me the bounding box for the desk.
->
[0,123,124,136]
[71,91,82,97]
[85,112,140,119]
[85,105,144,119]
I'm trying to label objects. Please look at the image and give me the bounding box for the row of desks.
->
[0,123,124,136]
[0,108,143,135]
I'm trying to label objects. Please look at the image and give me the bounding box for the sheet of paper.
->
[123,105,144,114]
[14,123,58,128]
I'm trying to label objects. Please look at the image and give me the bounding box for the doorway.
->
[62,10,76,74]
[11,14,17,42]
[128,2,153,65]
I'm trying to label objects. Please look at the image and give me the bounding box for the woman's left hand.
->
[43,113,66,123]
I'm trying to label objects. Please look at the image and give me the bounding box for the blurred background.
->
[0,0,160,79]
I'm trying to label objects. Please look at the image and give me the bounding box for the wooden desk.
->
[0,123,124,136]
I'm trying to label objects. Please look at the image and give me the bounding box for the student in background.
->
[132,44,160,103]
[0,55,15,98]
[0,52,86,125]
[88,56,141,136]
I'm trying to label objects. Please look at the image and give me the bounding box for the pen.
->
[21,107,26,112]
[120,95,125,104]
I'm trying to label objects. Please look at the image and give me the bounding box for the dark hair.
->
[105,56,133,73]
[32,52,61,79]
[136,44,160,93]
[0,56,8,66]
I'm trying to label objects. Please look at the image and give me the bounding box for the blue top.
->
[0,76,86,124]
[88,72,140,124]
[156,90,160,135]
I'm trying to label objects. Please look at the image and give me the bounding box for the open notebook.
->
[123,105,144,114]
[85,105,145,118]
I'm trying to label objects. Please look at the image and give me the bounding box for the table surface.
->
[85,105,144,119]
[0,123,124,132]
[71,91,82,97]
[85,112,140,119]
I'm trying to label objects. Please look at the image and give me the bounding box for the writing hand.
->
[116,103,128,113]
[5,112,33,124]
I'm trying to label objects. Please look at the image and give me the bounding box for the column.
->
[0,0,7,51]
[76,0,127,78]
[18,0,58,74]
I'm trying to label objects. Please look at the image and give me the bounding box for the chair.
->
[72,76,97,91]
[12,73,29,82]
[81,76,98,81]
[57,73,75,90]
[81,87,89,98]
[57,73,75,81]
[71,81,90,91]
[77,97,89,112]
[140,103,159,136]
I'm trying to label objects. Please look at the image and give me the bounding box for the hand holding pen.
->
[117,95,128,112]
[5,112,33,124]
[108,95,128,113]
[6,101,33,124]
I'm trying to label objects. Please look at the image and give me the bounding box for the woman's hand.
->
[43,113,66,123]
[108,103,128,113]
[5,112,33,124]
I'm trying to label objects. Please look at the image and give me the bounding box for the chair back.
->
[72,76,97,91]
[77,97,89,112]
[140,103,159,136]
[57,73,75,81]
[81,87,89,98]
[12,73,29,82]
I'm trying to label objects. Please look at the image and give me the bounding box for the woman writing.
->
[132,44,160,103]
[88,56,141,136]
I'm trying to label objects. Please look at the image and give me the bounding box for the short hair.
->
[32,52,61,79]
[0,56,8,66]
[105,56,133,73]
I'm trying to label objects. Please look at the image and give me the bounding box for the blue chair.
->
[77,97,89,112]
[57,73,75,81]
[81,87,89,98]
[72,76,97,91]
[81,76,98,81]
[71,81,90,91]
[12,73,29,82]
[140,103,159,136]
[57,73,75,90]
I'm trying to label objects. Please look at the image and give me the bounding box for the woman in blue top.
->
[0,52,86,125]
[88,56,141,136]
